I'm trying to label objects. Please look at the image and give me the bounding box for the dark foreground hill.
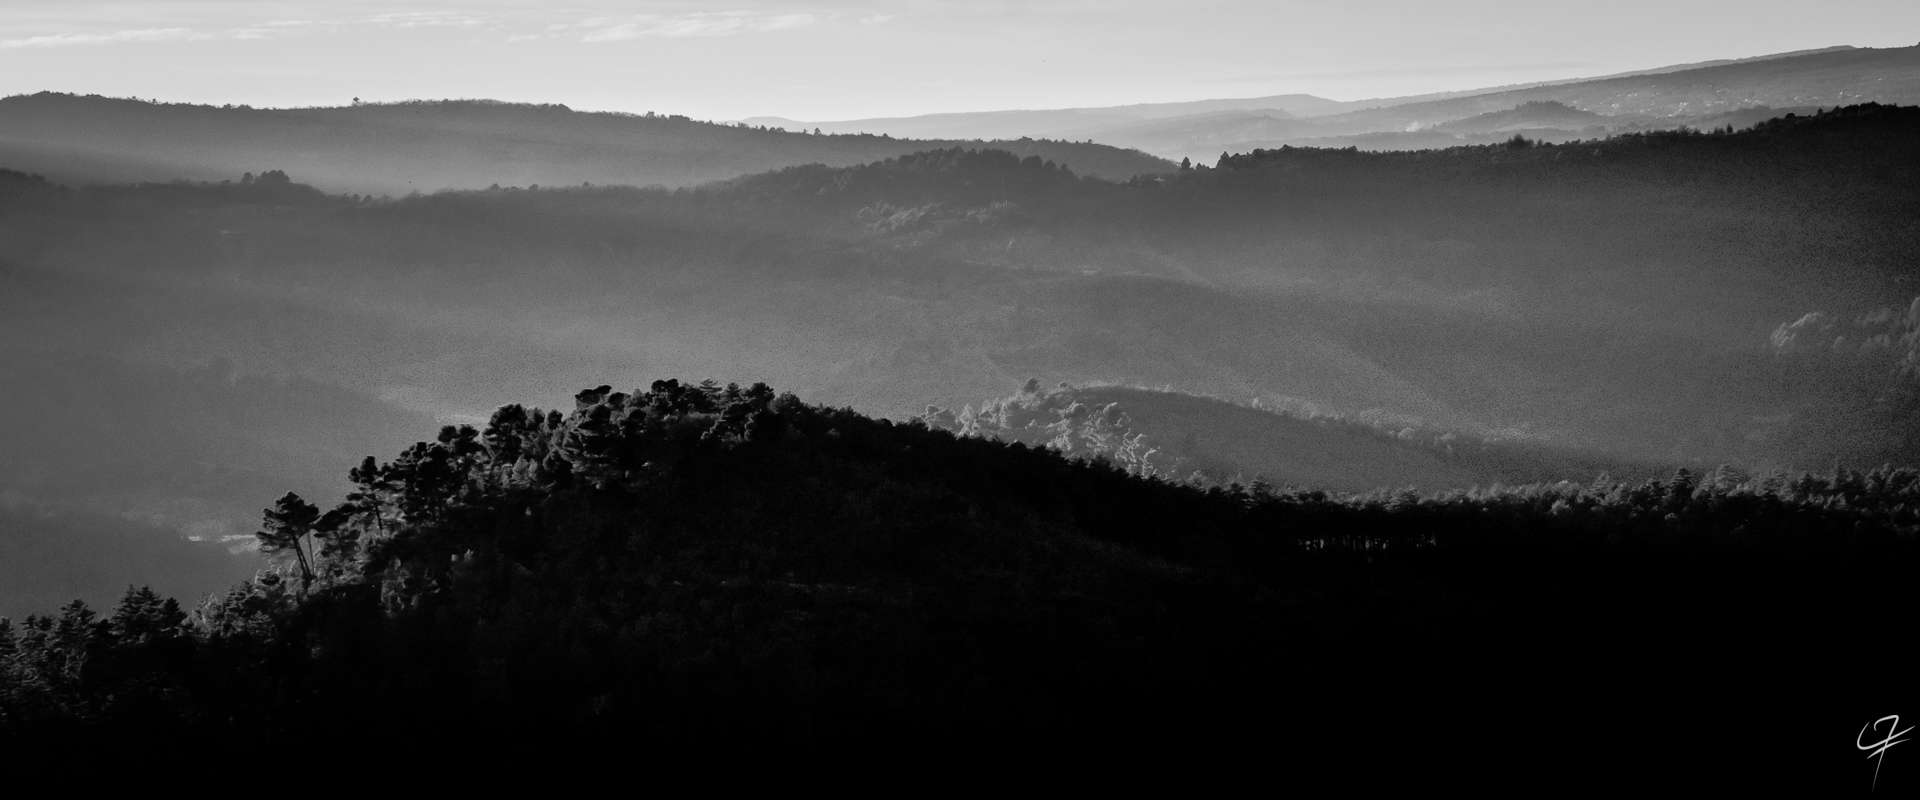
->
[0,94,1172,193]
[3,379,1916,787]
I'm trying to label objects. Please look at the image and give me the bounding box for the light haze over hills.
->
[7,1,1920,765]
[751,44,1920,161]
[0,94,1171,195]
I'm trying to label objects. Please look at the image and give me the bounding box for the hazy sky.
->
[3,1,1916,120]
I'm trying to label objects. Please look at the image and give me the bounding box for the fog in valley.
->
[3,3,1918,784]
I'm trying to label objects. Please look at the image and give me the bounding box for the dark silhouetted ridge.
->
[2,379,1916,787]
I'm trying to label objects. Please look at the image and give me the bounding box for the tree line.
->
[3,378,1916,778]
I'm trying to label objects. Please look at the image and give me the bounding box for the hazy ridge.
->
[0,94,1173,194]
[6,35,1920,778]
[758,45,1920,160]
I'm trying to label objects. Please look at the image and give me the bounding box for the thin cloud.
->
[0,27,204,49]
[2,6,835,50]
[0,12,501,50]
[561,11,822,43]
[364,11,491,29]
[224,19,321,41]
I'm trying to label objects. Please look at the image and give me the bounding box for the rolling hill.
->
[744,92,1345,140]
[4,107,1917,619]
[0,94,1172,194]
[1433,100,1611,134]
[1285,44,1920,138]
[922,381,1652,491]
[3,377,1914,790]
[758,44,1920,161]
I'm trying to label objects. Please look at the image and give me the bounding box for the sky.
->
[2,0,1916,121]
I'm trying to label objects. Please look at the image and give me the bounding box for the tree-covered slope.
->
[3,109,1918,625]
[725,108,1920,460]
[2,379,1916,786]
[922,380,1652,490]
[6,109,1918,479]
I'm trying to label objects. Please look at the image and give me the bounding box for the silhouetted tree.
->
[257,492,320,584]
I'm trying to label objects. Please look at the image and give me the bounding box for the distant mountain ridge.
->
[1310,45,1920,129]
[756,44,1920,161]
[3,105,1916,624]
[743,93,1342,140]
[0,94,1173,194]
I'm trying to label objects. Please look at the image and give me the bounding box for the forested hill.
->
[696,103,1920,269]
[4,107,1917,480]
[623,106,1920,469]
[3,378,1917,787]
[0,93,1173,192]
[710,103,1920,236]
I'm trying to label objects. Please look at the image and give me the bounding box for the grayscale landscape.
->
[2,2,1916,787]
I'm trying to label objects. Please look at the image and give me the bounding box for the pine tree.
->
[258,492,321,584]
